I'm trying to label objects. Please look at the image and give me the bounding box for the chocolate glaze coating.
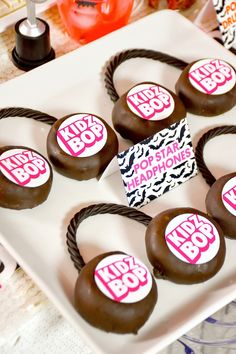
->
[175,60,236,116]
[0,146,53,210]
[206,172,236,239]
[74,251,157,334]
[112,82,186,144]
[47,114,118,180]
[145,208,225,284]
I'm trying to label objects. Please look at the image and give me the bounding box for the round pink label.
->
[56,114,107,157]
[222,176,236,216]
[188,59,236,95]
[0,245,17,288]
[94,254,152,303]
[126,83,175,121]
[165,213,220,264]
[0,148,51,187]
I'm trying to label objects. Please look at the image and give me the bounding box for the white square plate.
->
[1,9,236,354]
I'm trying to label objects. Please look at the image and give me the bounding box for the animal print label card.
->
[117,119,198,208]
[212,0,236,48]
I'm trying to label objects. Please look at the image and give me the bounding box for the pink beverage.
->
[57,0,134,43]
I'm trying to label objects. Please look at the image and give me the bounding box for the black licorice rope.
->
[66,203,152,272]
[195,125,236,187]
[0,107,57,125]
[104,49,189,103]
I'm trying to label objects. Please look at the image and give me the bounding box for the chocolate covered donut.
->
[145,207,225,284]
[74,251,157,334]
[66,203,157,334]
[0,146,53,209]
[47,113,118,180]
[112,82,186,144]
[175,58,236,116]
[205,172,236,239]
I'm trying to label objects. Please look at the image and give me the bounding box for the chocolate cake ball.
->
[175,58,236,116]
[74,251,157,334]
[112,82,186,144]
[0,146,53,209]
[206,172,236,239]
[47,113,118,180]
[145,208,225,284]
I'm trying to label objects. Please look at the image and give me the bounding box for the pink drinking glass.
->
[57,0,134,43]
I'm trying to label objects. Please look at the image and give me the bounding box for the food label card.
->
[213,0,236,48]
[117,119,198,208]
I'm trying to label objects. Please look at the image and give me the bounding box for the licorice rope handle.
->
[0,107,57,125]
[66,203,152,272]
[104,48,189,103]
[195,125,236,187]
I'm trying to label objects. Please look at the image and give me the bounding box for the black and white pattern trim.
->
[213,0,236,49]
[117,119,198,208]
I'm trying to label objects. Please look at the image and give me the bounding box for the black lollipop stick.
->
[66,202,152,272]
[104,48,188,103]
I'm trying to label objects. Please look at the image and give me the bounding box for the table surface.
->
[1,1,235,353]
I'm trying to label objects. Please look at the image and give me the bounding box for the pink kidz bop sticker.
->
[126,83,175,121]
[94,254,152,303]
[188,59,236,95]
[0,148,50,187]
[222,177,236,216]
[56,114,107,157]
[165,213,220,264]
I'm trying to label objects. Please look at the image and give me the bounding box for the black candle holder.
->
[12,0,55,71]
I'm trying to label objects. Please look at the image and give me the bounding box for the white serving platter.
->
[0,9,236,354]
